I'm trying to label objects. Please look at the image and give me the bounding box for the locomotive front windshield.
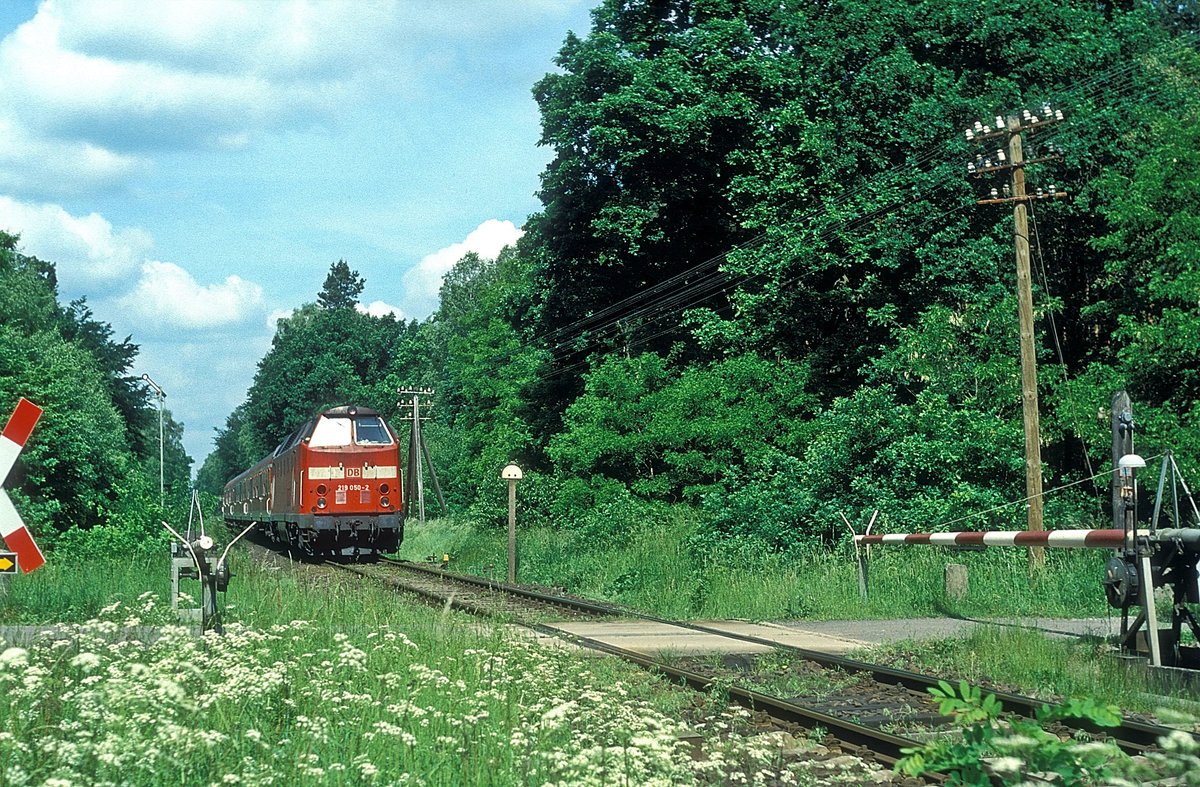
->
[353,416,392,445]
[309,415,352,447]
[307,414,393,447]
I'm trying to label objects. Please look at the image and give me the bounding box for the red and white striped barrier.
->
[0,398,46,572]
[853,528,1125,549]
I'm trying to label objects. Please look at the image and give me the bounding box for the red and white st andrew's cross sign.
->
[0,398,47,572]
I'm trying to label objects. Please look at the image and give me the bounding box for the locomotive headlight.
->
[380,483,389,494]
[380,497,390,508]
[317,497,327,509]
[316,484,327,496]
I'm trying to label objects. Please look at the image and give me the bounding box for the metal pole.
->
[507,479,516,584]
[1139,549,1162,667]
[142,374,166,509]
[1112,391,1133,530]
[158,394,164,508]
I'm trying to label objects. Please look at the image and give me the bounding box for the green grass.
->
[0,550,833,786]
[397,514,1113,621]
[0,556,174,624]
[2,511,1190,785]
[864,625,1200,723]
[396,514,1200,717]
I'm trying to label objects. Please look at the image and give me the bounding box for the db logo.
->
[346,466,362,478]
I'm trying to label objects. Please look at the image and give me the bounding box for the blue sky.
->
[0,0,595,468]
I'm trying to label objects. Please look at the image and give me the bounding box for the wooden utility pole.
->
[398,387,447,523]
[1008,118,1045,567]
[966,106,1068,569]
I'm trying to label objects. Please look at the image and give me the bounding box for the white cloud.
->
[0,195,152,292]
[357,300,406,320]
[118,260,264,330]
[1,196,266,331]
[402,218,523,317]
[0,119,142,197]
[0,1,411,196]
[0,1,592,200]
[267,307,296,332]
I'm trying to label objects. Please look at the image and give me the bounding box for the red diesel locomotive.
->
[222,405,404,559]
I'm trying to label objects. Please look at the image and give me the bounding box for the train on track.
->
[222,404,404,559]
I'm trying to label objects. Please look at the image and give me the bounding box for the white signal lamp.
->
[1118,454,1146,470]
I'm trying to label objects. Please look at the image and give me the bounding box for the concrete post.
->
[945,563,969,601]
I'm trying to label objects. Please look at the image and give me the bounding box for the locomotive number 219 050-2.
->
[223,405,404,560]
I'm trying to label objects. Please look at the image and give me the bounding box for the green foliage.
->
[897,681,1128,786]
[0,325,134,532]
[551,352,814,503]
[698,449,817,552]
[428,247,543,511]
[0,232,190,540]
[508,0,1200,551]
[1086,48,1200,476]
[198,300,425,486]
[529,1,774,354]
[316,258,365,309]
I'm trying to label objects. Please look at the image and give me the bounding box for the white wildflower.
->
[0,647,29,669]
[988,756,1025,775]
[69,653,102,672]
[1162,729,1200,753]
[993,734,1040,749]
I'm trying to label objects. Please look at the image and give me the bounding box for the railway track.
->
[329,557,1197,778]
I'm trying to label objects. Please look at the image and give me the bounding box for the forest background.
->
[3,0,1199,558]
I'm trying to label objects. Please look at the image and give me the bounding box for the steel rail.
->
[378,559,1194,755]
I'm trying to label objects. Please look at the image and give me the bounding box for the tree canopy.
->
[20,0,1198,559]
[203,0,1200,547]
[0,231,191,540]
[317,260,366,310]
